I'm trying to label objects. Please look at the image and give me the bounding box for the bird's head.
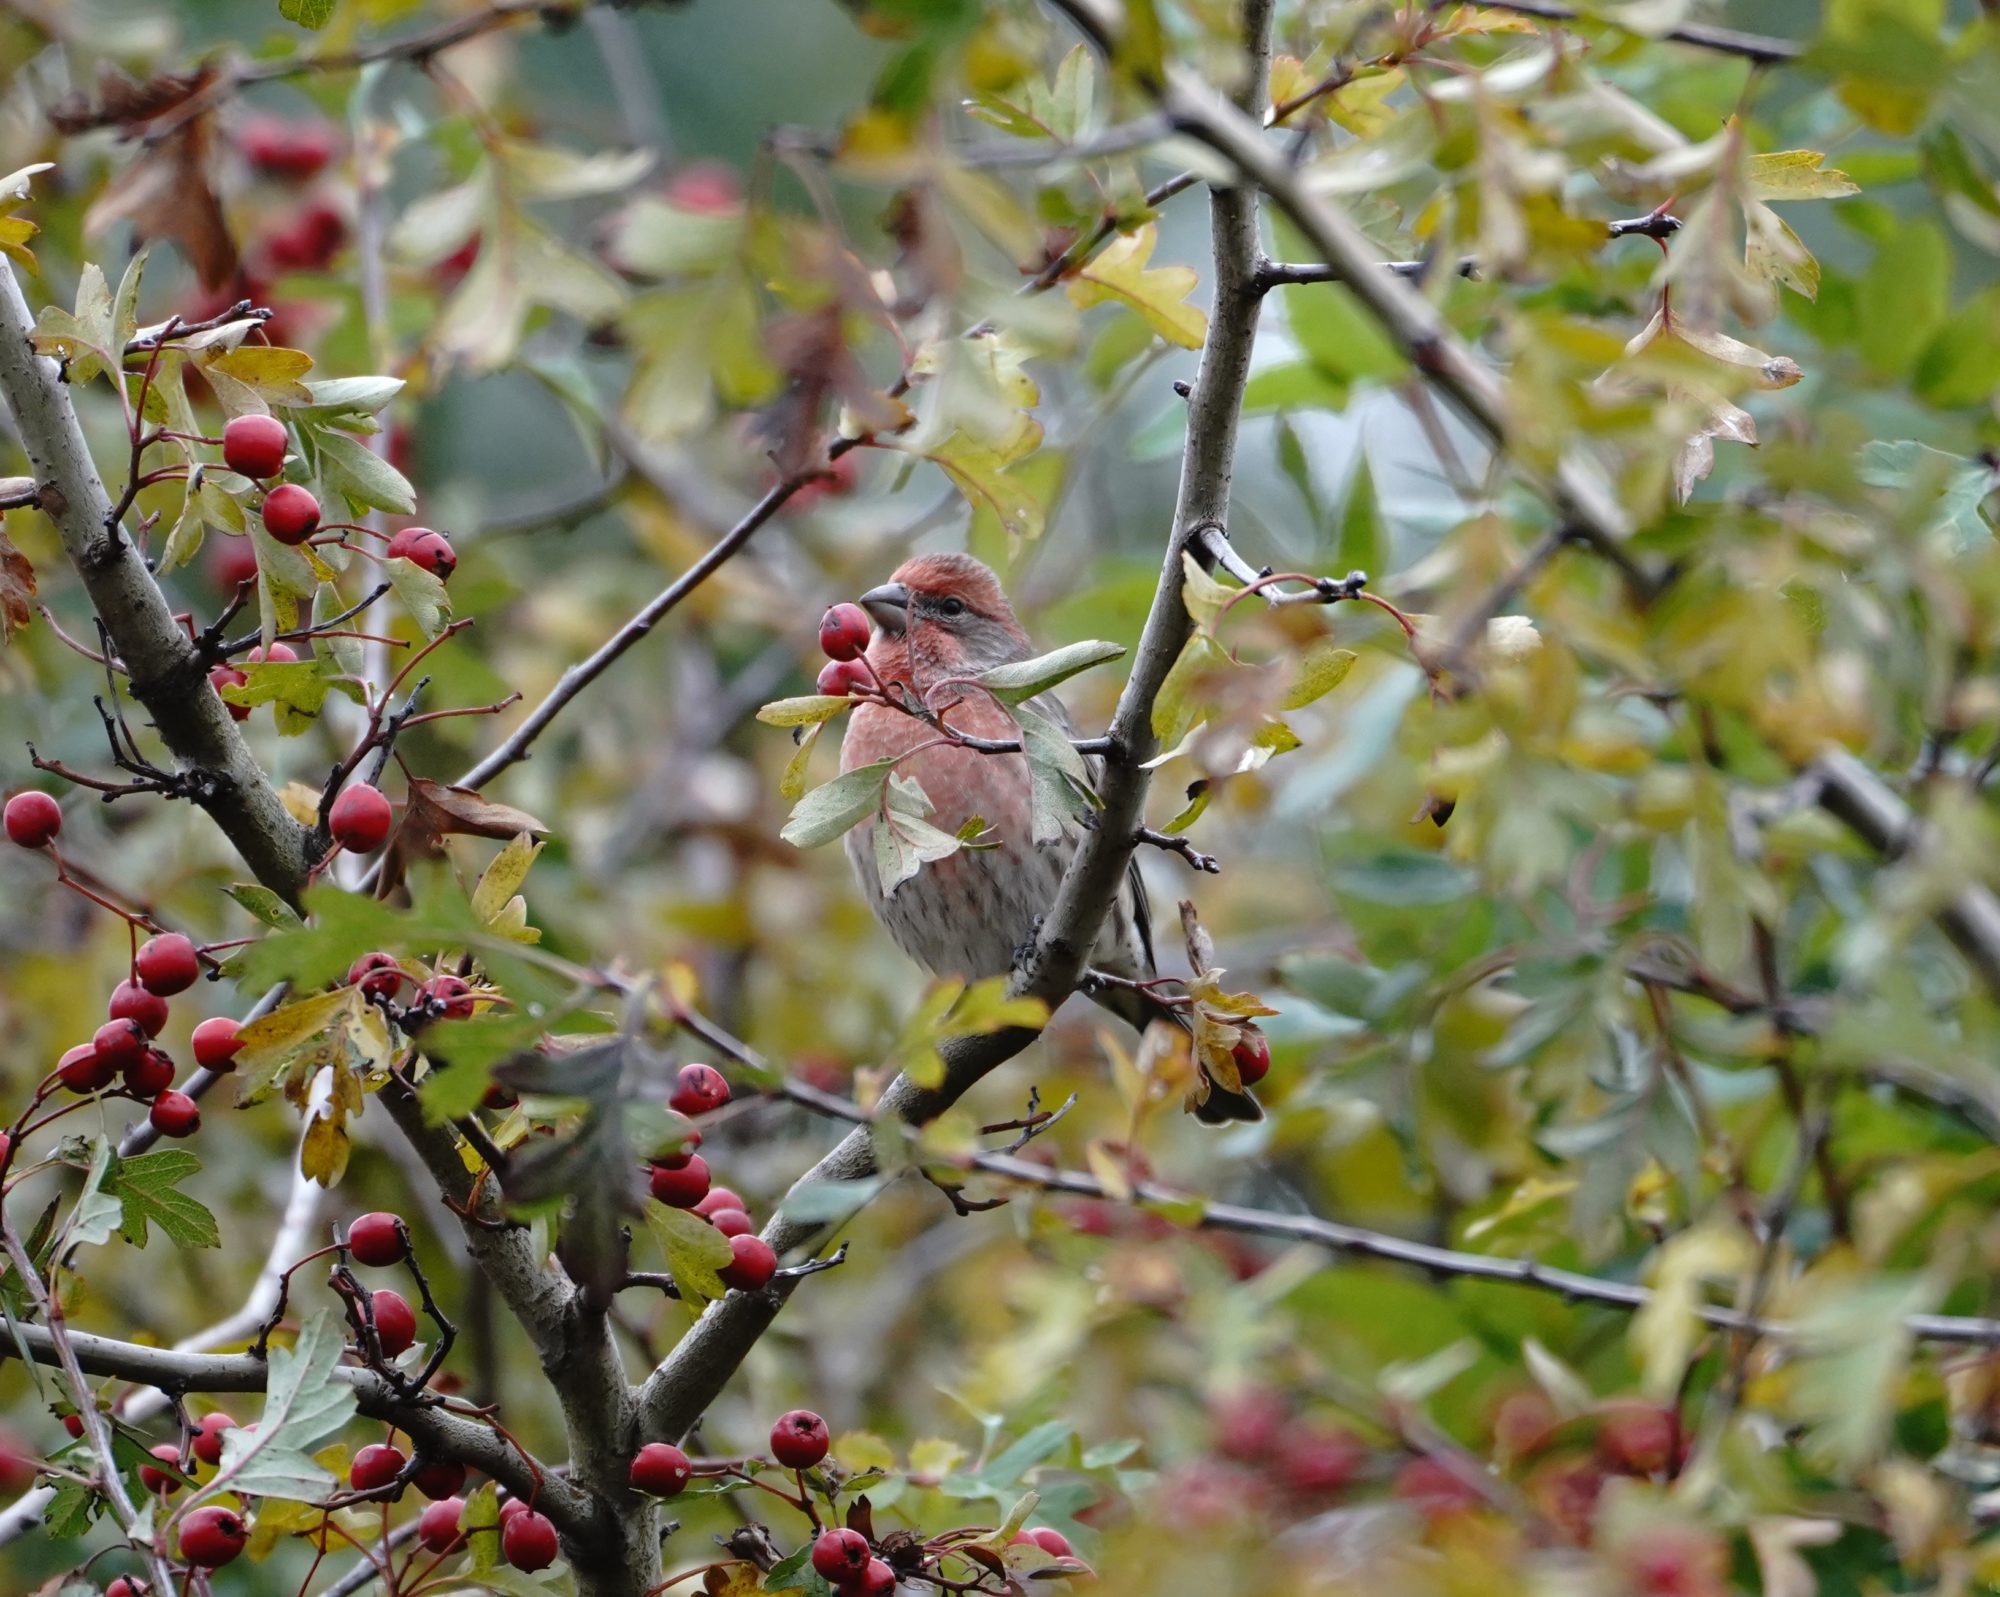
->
[860,553,1032,683]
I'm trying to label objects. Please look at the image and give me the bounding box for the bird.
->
[835,551,1261,1122]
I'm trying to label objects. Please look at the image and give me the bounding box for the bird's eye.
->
[939,597,966,618]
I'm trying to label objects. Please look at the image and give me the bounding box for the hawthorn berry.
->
[105,1582,138,1597]
[0,1428,31,1493]
[812,1527,870,1581]
[666,161,742,214]
[1596,1400,1678,1476]
[92,1018,146,1068]
[191,1016,245,1071]
[419,974,477,1020]
[135,933,202,996]
[648,1154,711,1208]
[501,1507,559,1571]
[350,1442,408,1494]
[418,1495,465,1553]
[769,1409,829,1470]
[371,1289,418,1357]
[4,790,61,848]
[126,1047,177,1099]
[386,525,456,580]
[209,663,252,720]
[261,482,321,545]
[1011,1526,1074,1559]
[707,1207,753,1238]
[1277,1421,1366,1496]
[1492,1389,1559,1461]
[1392,1455,1482,1518]
[1231,1026,1271,1087]
[694,1186,745,1218]
[330,782,393,853]
[58,1041,116,1093]
[412,1457,467,1500]
[348,1211,407,1267]
[262,200,347,271]
[669,1062,730,1116]
[222,414,289,479]
[61,1412,84,1439]
[851,1557,897,1596]
[722,1234,777,1293]
[178,1504,246,1568]
[241,116,335,180]
[248,640,298,665]
[191,1411,234,1466]
[819,603,872,662]
[498,1495,530,1525]
[149,1090,200,1137]
[140,1442,183,1493]
[108,980,170,1038]
[347,951,405,999]
[629,1441,691,1497]
[817,659,873,696]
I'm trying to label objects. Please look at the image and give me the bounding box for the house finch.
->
[836,552,1261,1122]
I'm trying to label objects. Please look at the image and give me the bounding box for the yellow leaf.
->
[909,1437,968,1479]
[471,833,543,925]
[1281,641,1357,709]
[278,781,322,826]
[757,695,855,727]
[1630,1223,1754,1398]
[1086,1139,1133,1201]
[781,721,823,802]
[1746,150,1860,202]
[301,1111,350,1186]
[1066,222,1205,348]
[835,1430,898,1474]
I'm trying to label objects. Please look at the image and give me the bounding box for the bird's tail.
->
[1083,979,1264,1124]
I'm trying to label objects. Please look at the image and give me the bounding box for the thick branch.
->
[633,0,1279,1445]
[0,260,316,901]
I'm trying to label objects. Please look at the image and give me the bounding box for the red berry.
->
[126,1047,177,1100]
[501,1507,559,1571]
[261,201,347,271]
[371,1289,418,1357]
[498,1495,530,1525]
[851,1557,897,1596]
[1231,1026,1271,1087]
[412,1457,467,1500]
[648,1154,711,1208]
[707,1207,753,1238]
[817,659,873,696]
[247,641,298,665]
[0,1428,31,1494]
[58,1041,116,1093]
[769,1409,829,1470]
[140,1442,183,1493]
[1276,1422,1365,1496]
[149,1089,200,1137]
[819,603,872,662]
[386,526,456,580]
[694,1186,745,1218]
[668,1063,730,1117]
[191,1411,234,1466]
[812,1527,870,1580]
[348,1211,407,1267]
[135,933,202,997]
[1012,1526,1074,1558]
[241,115,336,180]
[350,1441,408,1494]
[1492,1389,1559,1460]
[1392,1455,1481,1518]
[92,1018,146,1068]
[418,1495,465,1553]
[106,1581,140,1597]
[62,1412,84,1440]
[722,1234,777,1293]
[191,1016,244,1072]
[178,1504,246,1568]
[261,483,320,545]
[629,1441,691,1497]
[222,414,289,479]
[666,161,741,214]
[347,951,405,999]
[210,663,252,720]
[109,979,171,1038]
[330,782,393,853]
[419,974,477,1020]
[1597,1401,1678,1477]
[4,790,61,848]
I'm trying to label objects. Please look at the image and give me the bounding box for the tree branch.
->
[633,0,1280,1446]
[1463,0,1802,63]
[0,259,317,902]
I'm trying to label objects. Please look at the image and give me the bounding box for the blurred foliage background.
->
[4,0,2000,1592]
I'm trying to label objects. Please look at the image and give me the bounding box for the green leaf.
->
[223,656,365,737]
[1281,641,1358,709]
[32,264,115,385]
[1151,633,1229,745]
[1065,223,1204,348]
[316,429,417,516]
[1178,549,1235,629]
[279,0,338,27]
[1746,150,1861,202]
[645,1199,733,1304]
[1019,709,1091,844]
[211,1309,358,1502]
[874,809,964,894]
[282,375,405,421]
[41,1478,98,1538]
[915,435,1046,549]
[386,550,454,640]
[201,345,315,412]
[757,695,857,727]
[223,883,305,929]
[1285,283,1407,383]
[105,1149,221,1250]
[1337,454,1383,573]
[781,758,897,850]
[63,1137,123,1252]
[971,639,1125,705]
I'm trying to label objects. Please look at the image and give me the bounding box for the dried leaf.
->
[377,780,550,899]
[0,529,33,646]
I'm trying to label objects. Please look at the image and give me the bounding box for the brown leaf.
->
[0,527,35,647]
[376,779,550,898]
[48,64,212,134]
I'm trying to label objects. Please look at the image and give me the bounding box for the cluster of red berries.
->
[816,602,879,696]
[342,1211,422,1357]
[344,950,481,1028]
[643,1065,781,1288]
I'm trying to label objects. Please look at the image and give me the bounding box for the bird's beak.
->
[859,581,909,635]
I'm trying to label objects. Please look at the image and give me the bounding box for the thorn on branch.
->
[774,1241,849,1282]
